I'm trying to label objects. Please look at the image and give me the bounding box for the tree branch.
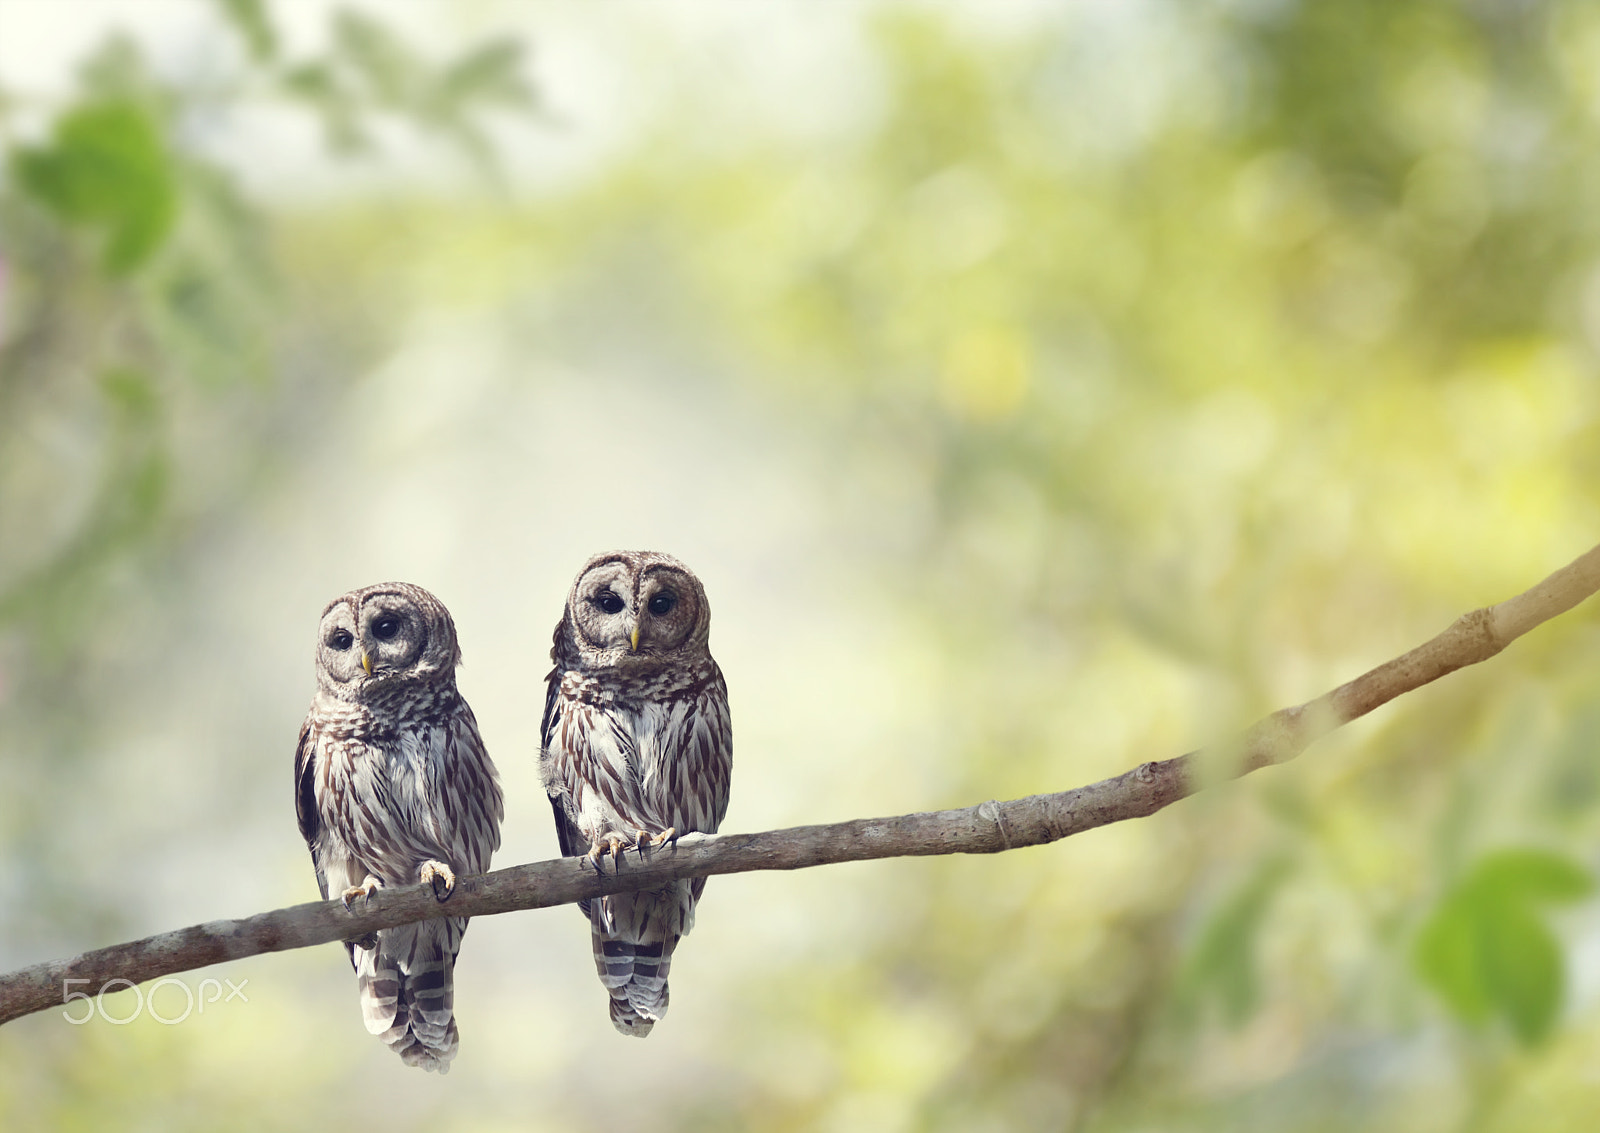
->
[4,541,1598,1026]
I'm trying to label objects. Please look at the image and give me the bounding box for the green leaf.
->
[282,61,338,101]
[281,63,369,153]
[99,367,160,422]
[1471,848,1594,905]
[1480,906,1563,1045]
[1414,891,1492,1023]
[1413,848,1592,1046]
[215,0,278,63]
[437,40,534,109]
[333,10,416,107]
[119,451,170,532]
[11,100,178,274]
[1183,856,1294,1026]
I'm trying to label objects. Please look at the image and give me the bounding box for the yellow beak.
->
[361,651,374,675]
[629,627,640,653]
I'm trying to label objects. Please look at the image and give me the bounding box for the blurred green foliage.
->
[0,1,535,647]
[1182,854,1296,1028]
[282,8,535,160]
[1,1,1599,1131]
[14,100,176,273]
[1415,848,1592,1045]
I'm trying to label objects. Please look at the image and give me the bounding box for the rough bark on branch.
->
[3,541,1597,1027]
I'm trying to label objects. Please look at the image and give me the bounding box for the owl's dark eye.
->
[647,592,677,616]
[373,614,402,640]
[328,629,354,651]
[594,592,625,615]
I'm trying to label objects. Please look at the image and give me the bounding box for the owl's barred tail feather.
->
[355,917,465,1072]
[593,931,675,1037]
[589,883,697,1038]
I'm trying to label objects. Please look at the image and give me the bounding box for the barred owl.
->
[540,551,733,1037]
[293,582,503,1072]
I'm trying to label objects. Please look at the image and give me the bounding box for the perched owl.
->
[540,551,733,1037]
[293,582,503,1072]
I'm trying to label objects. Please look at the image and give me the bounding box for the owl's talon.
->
[587,834,632,871]
[341,876,382,910]
[586,831,635,868]
[419,859,457,902]
[635,827,676,852]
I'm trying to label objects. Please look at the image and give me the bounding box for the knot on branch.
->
[977,799,1013,850]
[1453,606,1504,662]
[1229,706,1313,774]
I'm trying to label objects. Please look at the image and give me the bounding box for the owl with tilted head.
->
[540,551,733,1037]
[293,582,503,1072]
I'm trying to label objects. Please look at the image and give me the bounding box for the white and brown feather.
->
[294,581,503,1072]
[540,551,733,1036]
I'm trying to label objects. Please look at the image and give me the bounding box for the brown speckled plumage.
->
[294,582,503,1071]
[540,551,733,1036]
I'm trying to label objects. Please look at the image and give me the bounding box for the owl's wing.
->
[662,667,734,836]
[292,717,329,901]
[547,795,588,860]
[663,666,733,906]
[439,701,504,874]
[539,665,561,753]
[540,667,590,861]
[708,673,735,829]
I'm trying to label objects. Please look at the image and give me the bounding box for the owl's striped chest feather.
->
[542,660,732,843]
[305,688,500,886]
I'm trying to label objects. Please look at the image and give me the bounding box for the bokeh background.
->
[2,0,1600,1129]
